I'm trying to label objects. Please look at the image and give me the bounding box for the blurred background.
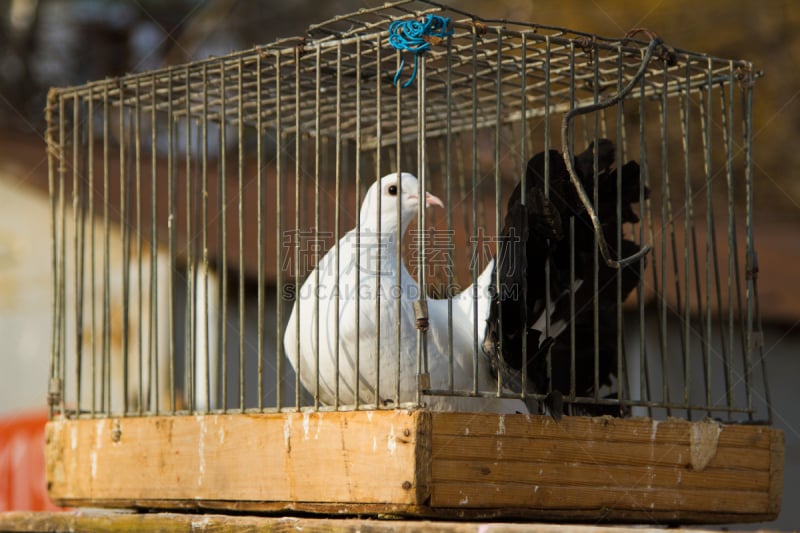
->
[0,0,796,528]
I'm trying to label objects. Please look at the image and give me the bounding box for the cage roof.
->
[48,0,759,149]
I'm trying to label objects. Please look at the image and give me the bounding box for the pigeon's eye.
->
[387,184,398,196]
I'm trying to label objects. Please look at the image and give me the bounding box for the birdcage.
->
[44,0,782,524]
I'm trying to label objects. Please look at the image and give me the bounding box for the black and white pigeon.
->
[284,172,527,413]
[482,139,648,418]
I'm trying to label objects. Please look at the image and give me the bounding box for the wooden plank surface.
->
[46,410,428,507]
[431,413,772,448]
[430,433,768,469]
[429,413,782,522]
[2,510,782,533]
[432,459,769,491]
[768,429,784,516]
[432,483,768,513]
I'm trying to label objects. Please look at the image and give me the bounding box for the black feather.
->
[483,139,648,417]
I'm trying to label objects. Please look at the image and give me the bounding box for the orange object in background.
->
[0,410,61,511]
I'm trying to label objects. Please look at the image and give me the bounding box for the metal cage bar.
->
[45,0,767,423]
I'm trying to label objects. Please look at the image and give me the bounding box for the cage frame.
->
[44,0,781,523]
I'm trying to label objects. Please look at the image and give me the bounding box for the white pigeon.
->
[284,172,527,413]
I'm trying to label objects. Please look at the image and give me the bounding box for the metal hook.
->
[561,38,664,269]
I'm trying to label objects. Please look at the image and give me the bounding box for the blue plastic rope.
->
[388,14,453,88]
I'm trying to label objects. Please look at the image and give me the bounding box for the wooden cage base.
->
[45,411,783,524]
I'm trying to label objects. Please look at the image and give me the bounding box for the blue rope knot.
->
[388,14,453,88]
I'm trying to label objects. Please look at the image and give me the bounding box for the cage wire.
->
[46,0,770,423]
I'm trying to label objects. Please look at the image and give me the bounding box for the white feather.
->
[284,173,526,413]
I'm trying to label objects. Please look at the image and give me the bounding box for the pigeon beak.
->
[424,192,444,208]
